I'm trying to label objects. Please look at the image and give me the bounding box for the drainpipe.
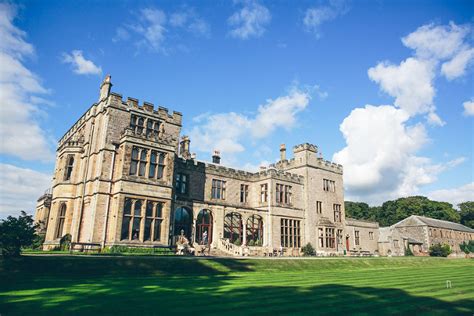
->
[101,143,118,248]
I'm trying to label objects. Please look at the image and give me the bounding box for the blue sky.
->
[0,0,473,217]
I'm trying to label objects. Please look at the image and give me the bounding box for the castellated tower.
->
[41,75,182,249]
[272,143,345,254]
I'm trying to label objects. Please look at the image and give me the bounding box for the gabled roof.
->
[397,215,474,233]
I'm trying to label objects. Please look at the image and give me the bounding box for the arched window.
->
[224,212,243,244]
[55,203,67,238]
[174,207,192,240]
[246,215,263,246]
[196,209,213,245]
[64,156,74,181]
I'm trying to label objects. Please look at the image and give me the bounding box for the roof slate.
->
[412,215,474,233]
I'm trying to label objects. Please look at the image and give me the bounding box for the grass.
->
[0,255,473,315]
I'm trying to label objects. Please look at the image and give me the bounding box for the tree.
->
[0,211,37,257]
[458,202,474,229]
[344,202,376,221]
[345,196,461,227]
[301,243,316,256]
[429,243,452,257]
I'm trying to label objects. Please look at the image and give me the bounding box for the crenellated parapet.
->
[108,92,182,126]
[293,143,318,153]
[256,167,304,184]
[57,76,182,148]
[120,127,179,147]
[175,157,304,184]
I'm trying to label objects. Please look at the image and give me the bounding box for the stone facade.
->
[40,76,468,257]
[345,218,379,254]
[378,215,474,256]
[36,76,364,255]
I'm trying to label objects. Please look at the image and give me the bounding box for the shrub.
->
[31,234,45,250]
[105,245,172,255]
[459,240,474,254]
[247,240,255,246]
[301,243,316,256]
[255,239,262,246]
[404,246,414,256]
[429,243,452,257]
[233,239,242,246]
[0,211,37,257]
[59,234,72,251]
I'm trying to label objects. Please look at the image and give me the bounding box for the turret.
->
[99,74,112,101]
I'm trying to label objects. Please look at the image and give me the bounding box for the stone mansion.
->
[35,76,473,256]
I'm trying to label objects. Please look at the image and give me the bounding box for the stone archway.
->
[173,207,192,243]
[196,209,213,245]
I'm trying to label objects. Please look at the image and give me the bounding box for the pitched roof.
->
[411,215,474,233]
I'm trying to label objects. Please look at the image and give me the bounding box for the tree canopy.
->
[345,196,462,227]
[0,211,37,257]
[458,202,474,228]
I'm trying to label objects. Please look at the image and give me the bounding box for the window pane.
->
[134,200,142,216]
[121,216,130,240]
[157,166,164,179]
[149,164,156,178]
[130,161,138,175]
[132,218,140,240]
[139,162,146,176]
[156,203,162,217]
[124,199,132,215]
[132,148,139,159]
[146,201,153,217]
[154,220,161,241]
[150,151,157,163]
[144,218,152,241]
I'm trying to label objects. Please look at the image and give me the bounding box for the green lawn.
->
[0,256,473,315]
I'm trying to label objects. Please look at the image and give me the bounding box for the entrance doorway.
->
[173,207,192,243]
[196,209,213,245]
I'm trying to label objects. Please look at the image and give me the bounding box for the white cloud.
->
[441,47,474,80]
[62,50,102,75]
[134,8,167,51]
[333,105,465,205]
[303,0,350,38]
[0,163,51,218]
[114,7,210,52]
[170,9,210,37]
[334,22,473,204]
[0,3,54,161]
[463,99,474,116]
[402,22,474,81]
[112,27,130,43]
[228,0,271,40]
[402,22,470,60]
[426,111,445,127]
[428,182,474,207]
[189,86,313,165]
[368,58,436,117]
[252,88,310,138]
[333,105,426,197]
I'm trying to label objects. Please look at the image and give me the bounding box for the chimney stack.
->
[212,150,221,164]
[179,136,191,159]
[280,143,286,161]
[99,74,112,101]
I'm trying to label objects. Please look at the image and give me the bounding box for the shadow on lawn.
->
[0,256,472,315]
